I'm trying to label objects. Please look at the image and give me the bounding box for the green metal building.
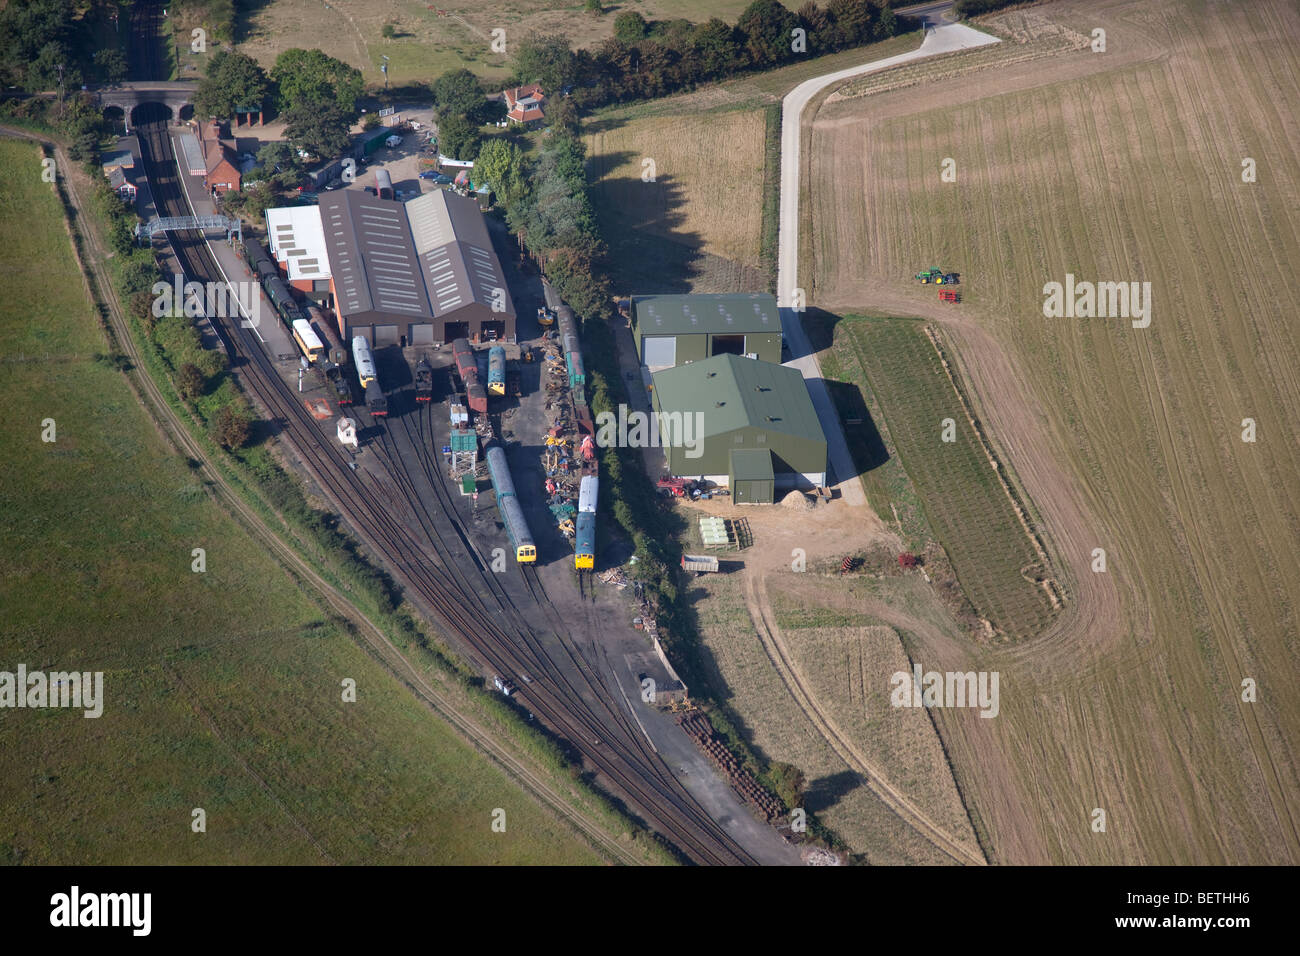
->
[650,354,826,502]
[631,293,783,369]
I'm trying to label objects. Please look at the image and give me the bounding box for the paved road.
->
[776,13,1000,506]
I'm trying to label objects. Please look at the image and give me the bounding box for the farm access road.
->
[775,8,1000,506]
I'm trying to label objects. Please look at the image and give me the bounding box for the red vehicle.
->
[939,289,961,303]
[656,476,696,498]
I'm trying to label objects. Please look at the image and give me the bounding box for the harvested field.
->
[803,0,1300,863]
[688,570,961,864]
[587,109,768,269]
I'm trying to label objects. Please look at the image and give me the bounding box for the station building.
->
[650,353,827,502]
[630,293,783,370]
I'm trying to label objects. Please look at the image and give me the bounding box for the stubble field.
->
[803,0,1300,863]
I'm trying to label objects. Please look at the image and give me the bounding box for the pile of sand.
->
[780,490,815,511]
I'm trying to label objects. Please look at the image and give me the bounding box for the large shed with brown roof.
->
[318,188,515,347]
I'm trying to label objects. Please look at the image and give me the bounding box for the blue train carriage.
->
[486,445,535,563]
[487,345,506,397]
[575,474,597,570]
[564,335,586,391]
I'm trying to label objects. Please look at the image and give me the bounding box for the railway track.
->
[133,113,762,865]
[373,394,760,862]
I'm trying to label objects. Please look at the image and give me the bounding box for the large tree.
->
[612,11,648,45]
[736,0,799,67]
[512,33,577,93]
[283,99,353,160]
[272,48,364,114]
[474,139,529,209]
[436,112,481,162]
[193,49,270,120]
[0,0,73,89]
[690,18,740,78]
[432,68,486,123]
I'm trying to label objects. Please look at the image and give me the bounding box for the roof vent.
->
[715,401,725,407]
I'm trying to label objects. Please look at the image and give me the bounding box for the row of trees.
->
[0,0,128,92]
[512,0,900,109]
[491,130,611,319]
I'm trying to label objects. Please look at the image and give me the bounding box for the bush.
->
[213,404,251,449]
[177,363,205,399]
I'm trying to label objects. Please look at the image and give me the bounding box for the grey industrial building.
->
[631,293,783,370]
[650,353,827,502]
[319,188,516,346]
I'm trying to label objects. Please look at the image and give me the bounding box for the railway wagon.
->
[265,275,305,326]
[307,304,348,366]
[575,474,598,570]
[453,338,479,387]
[566,346,586,390]
[352,335,378,388]
[242,238,278,282]
[292,318,326,364]
[486,445,535,562]
[486,445,517,501]
[578,475,598,514]
[325,363,353,405]
[466,382,488,415]
[574,511,595,571]
[555,304,578,342]
[364,379,388,416]
[414,356,434,402]
[487,346,506,396]
[499,496,537,563]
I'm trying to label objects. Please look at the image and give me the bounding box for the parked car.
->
[419,170,452,182]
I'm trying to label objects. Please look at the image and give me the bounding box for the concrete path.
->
[776,14,1000,506]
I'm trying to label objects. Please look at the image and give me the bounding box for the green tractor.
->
[914,267,944,284]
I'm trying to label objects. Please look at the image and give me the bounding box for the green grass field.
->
[829,316,1056,639]
[0,139,601,865]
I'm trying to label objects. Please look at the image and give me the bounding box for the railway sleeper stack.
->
[677,714,786,822]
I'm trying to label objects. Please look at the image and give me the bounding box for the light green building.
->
[650,354,826,502]
[631,293,783,369]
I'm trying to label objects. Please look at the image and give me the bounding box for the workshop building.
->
[631,293,783,370]
[317,187,516,346]
[650,353,826,501]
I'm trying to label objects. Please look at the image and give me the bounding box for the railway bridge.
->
[94,81,196,130]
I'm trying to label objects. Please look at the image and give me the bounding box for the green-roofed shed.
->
[730,449,775,503]
[650,353,826,494]
[631,293,783,369]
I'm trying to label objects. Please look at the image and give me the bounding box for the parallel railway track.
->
[134,112,761,865]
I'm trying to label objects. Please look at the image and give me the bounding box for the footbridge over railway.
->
[95,82,196,129]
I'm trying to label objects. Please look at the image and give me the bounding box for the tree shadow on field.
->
[233,0,273,44]
[587,149,766,295]
[804,769,862,814]
[801,307,891,477]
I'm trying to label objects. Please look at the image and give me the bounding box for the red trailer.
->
[939,289,961,303]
